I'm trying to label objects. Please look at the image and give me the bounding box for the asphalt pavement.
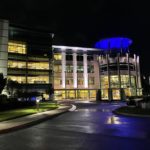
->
[0,102,150,150]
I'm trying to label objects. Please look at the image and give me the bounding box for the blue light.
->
[95,37,132,50]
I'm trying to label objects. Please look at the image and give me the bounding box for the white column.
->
[137,56,142,88]
[61,51,66,88]
[73,53,77,88]
[0,19,9,78]
[83,54,88,88]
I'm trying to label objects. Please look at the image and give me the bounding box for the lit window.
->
[54,78,62,85]
[78,78,83,85]
[101,89,108,100]
[110,75,119,88]
[66,78,73,85]
[101,76,109,88]
[131,76,136,87]
[54,65,62,73]
[8,41,26,54]
[54,54,62,60]
[121,75,130,88]
[77,90,89,99]
[27,76,49,84]
[66,90,75,99]
[89,77,95,85]
[28,62,49,70]
[8,60,26,68]
[8,76,26,84]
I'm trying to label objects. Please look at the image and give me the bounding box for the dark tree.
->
[0,73,7,94]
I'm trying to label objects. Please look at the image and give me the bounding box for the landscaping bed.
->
[114,106,150,116]
[0,102,58,122]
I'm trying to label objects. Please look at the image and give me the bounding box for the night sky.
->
[0,0,150,76]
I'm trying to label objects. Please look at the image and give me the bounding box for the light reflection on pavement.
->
[0,102,150,150]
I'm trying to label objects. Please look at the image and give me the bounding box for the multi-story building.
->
[96,37,142,100]
[0,19,142,101]
[0,19,53,100]
[53,45,100,101]
[53,37,142,101]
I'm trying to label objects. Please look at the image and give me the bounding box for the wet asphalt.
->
[0,102,150,150]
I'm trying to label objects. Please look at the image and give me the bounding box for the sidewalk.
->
[0,105,72,134]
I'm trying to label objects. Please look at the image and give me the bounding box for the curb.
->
[0,105,72,134]
[113,110,150,118]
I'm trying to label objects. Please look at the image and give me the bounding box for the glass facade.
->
[101,76,109,88]
[54,90,97,100]
[110,76,119,88]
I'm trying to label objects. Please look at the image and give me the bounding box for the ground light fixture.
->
[36,96,42,111]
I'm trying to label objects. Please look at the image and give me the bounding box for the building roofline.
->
[52,45,100,51]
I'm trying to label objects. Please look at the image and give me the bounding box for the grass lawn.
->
[0,102,58,122]
[115,106,150,115]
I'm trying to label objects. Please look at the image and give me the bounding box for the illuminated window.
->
[66,90,75,99]
[110,75,119,88]
[137,89,142,96]
[121,75,130,88]
[77,90,89,99]
[27,76,49,84]
[54,65,62,73]
[66,78,73,85]
[89,77,95,85]
[54,90,65,100]
[131,76,136,87]
[8,41,26,54]
[112,89,120,100]
[8,60,26,68]
[101,76,109,88]
[54,78,62,85]
[8,76,26,84]
[54,54,62,60]
[89,90,96,99]
[28,62,49,70]
[101,89,108,100]
[66,65,73,73]
[78,78,83,85]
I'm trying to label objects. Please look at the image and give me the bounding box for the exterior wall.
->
[53,46,142,101]
[0,19,143,101]
[99,53,142,100]
[53,46,99,100]
[0,19,8,77]
[7,25,53,100]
